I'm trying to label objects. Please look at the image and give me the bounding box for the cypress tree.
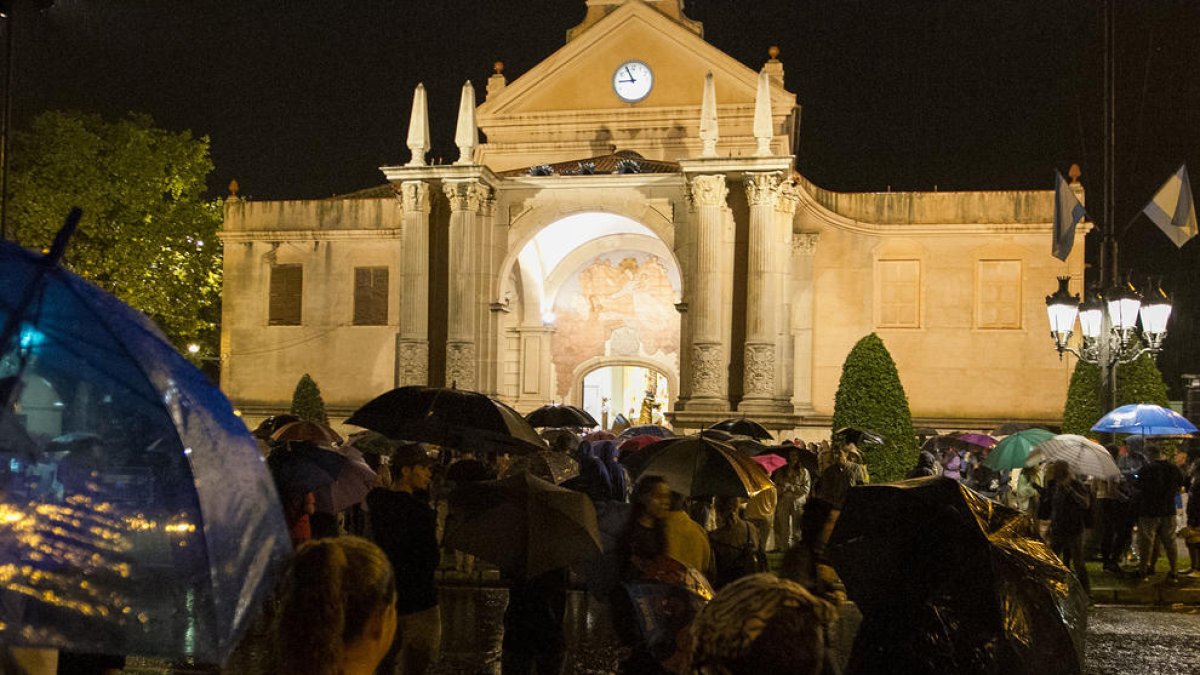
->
[1115,351,1170,408]
[290,373,328,424]
[831,333,919,482]
[1061,360,1102,436]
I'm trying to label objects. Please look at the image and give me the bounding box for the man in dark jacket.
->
[1134,442,1185,580]
[368,444,441,674]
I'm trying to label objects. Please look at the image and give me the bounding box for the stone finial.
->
[487,61,508,100]
[454,80,478,165]
[753,69,773,157]
[227,179,239,199]
[406,83,431,167]
[768,45,780,61]
[1068,163,1082,184]
[763,45,785,88]
[699,72,719,158]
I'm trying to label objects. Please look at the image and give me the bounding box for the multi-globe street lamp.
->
[1045,275,1173,408]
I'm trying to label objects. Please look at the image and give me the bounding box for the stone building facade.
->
[219,0,1086,433]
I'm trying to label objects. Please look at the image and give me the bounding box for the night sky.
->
[9,0,1200,388]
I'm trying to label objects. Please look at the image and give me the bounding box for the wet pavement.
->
[125,589,1200,674]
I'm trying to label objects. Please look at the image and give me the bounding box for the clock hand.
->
[624,66,636,83]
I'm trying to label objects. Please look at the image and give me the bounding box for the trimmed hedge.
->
[831,333,919,482]
[290,373,329,424]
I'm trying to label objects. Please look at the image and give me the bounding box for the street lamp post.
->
[1045,275,1172,410]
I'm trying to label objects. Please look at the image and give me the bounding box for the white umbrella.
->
[1025,434,1119,478]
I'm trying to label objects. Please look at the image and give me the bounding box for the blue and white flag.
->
[1053,170,1087,261]
[1142,164,1198,248]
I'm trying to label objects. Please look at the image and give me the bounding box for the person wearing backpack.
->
[708,496,764,589]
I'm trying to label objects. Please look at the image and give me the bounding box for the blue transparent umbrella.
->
[0,224,290,663]
[1091,403,1199,437]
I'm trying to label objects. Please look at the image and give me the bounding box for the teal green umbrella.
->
[983,428,1055,471]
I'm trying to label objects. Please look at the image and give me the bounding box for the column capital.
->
[793,232,819,256]
[777,180,800,215]
[687,174,728,210]
[399,180,430,213]
[443,181,493,213]
[744,171,782,207]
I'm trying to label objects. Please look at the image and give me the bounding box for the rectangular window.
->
[353,266,389,326]
[268,264,303,326]
[976,260,1022,329]
[876,259,921,328]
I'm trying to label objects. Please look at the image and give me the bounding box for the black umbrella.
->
[251,414,300,441]
[525,404,598,429]
[347,386,547,454]
[622,434,773,498]
[444,472,602,578]
[827,478,1087,675]
[833,426,884,446]
[707,418,773,441]
[267,441,346,494]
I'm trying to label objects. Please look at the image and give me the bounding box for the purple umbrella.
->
[957,433,998,449]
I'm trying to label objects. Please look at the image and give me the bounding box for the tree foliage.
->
[1061,360,1102,436]
[1061,347,1170,436]
[831,333,919,482]
[290,374,328,424]
[8,110,222,351]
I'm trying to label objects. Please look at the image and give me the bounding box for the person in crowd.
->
[690,573,839,675]
[708,496,762,589]
[1048,461,1092,595]
[597,439,629,502]
[772,450,811,551]
[445,449,494,576]
[366,444,442,674]
[843,446,870,485]
[1032,464,1058,541]
[744,479,776,555]
[1183,452,1200,576]
[275,536,397,675]
[1010,464,1041,516]
[501,567,569,675]
[1134,442,1185,580]
[905,450,939,479]
[941,447,964,481]
[562,440,614,503]
[1094,445,1134,574]
[667,491,716,580]
[613,475,676,673]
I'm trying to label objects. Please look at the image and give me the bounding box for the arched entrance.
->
[496,210,682,413]
[577,360,675,430]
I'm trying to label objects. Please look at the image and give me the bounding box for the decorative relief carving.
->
[400,181,429,213]
[777,180,801,215]
[688,174,728,210]
[744,172,782,207]
[743,343,776,396]
[608,326,640,357]
[467,182,492,213]
[446,341,476,390]
[397,340,428,385]
[442,182,469,211]
[792,233,819,256]
[690,343,724,397]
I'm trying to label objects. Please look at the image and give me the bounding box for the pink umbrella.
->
[752,454,787,475]
[618,434,662,455]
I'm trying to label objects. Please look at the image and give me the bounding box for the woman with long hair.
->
[275,536,398,675]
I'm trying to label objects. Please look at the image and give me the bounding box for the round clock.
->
[613,61,653,103]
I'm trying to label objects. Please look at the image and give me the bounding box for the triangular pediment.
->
[477,1,793,118]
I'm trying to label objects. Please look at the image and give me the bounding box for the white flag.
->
[1142,164,1198,248]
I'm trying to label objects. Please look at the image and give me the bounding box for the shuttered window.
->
[268,264,303,326]
[876,259,921,328]
[353,267,389,326]
[976,260,1022,329]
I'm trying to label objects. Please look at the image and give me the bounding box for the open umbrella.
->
[956,433,997,449]
[827,478,1087,675]
[250,414,299,441]
[992,422,1053,436]
[271,419,343,446]
[443,472,602,578]
[618,434,664,456]
[1091,403,1198,437]
[330,445,380,511]
[1026,434,1119,478]
[707,418,773,441]
[501,449,580,484]
[347,386,547,454]
[267,442,345,494]
[833,426,884,446]
[618,424,674,439]
[751,454,787,474]
[525,404,598,429]
[624,434,772,498]
[0,225,289,662]
[983,428,1054,472]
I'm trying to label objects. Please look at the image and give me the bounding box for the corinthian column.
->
[791,232,819,413]
[739,172,782,411]
[443,181,491,390]
[686,174,729,409]
[396,181,431,385]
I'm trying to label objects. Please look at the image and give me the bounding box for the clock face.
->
[613,61,653,103]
